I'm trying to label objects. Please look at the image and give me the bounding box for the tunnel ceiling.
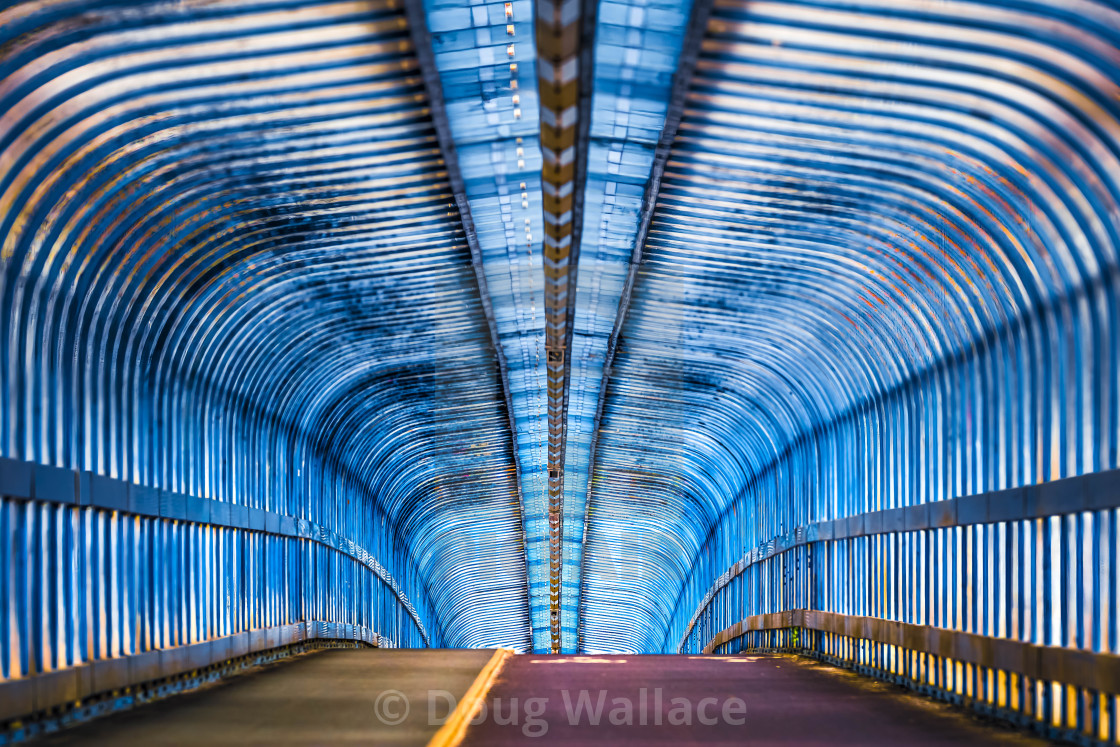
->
[2,0,1119,654]
[0,0,531,650]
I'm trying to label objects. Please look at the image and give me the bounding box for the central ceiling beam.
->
[536,0,597,652]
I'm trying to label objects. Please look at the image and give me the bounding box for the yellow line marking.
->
[426,648,512,747]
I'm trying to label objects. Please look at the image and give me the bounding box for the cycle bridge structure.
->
[0,0,1119,744]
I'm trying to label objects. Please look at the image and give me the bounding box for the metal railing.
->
[680,468,1120,744]
[0,456,430,724]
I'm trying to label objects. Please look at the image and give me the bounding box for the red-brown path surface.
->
[460,653,1047,746]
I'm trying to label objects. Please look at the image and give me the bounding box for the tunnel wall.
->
[576,0,1120,664]
[570,0,1120,739]
[0,0,503,703]
[671,322,1120,738]
[0,458,429,690]
[568,0,1120,659]
[671,304,1117,651]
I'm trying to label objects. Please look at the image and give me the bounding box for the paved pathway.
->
[461,653,1049,746]
[35,648,495,746]
[32,650,1051,746]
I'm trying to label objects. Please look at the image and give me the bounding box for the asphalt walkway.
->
[33,650,1050,746]
[34,648,494,746]
[461,653,1048,746]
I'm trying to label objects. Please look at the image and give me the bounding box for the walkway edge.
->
[426,648,512,747]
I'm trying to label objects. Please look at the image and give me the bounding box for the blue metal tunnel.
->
[1,0,1119,743]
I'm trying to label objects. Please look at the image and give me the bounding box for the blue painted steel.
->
[574,0,1120,739]
[562,0,694,653]
[0,0,533,663]
[420,0,552,652]
[580,0,1120,660]
[1,5,1120,741]
[691,498,1120,740]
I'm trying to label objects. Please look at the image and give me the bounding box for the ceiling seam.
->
[574,0,718,653]
[401,0,535,645]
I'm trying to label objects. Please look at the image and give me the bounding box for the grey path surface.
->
[33,648,495,746]
[461,653,1053,746]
